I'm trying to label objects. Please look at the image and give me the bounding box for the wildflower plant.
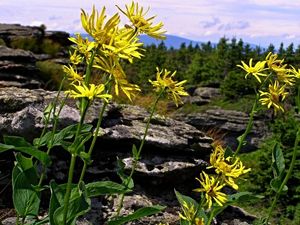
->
[0,2,189,225]
[176,52,300,225]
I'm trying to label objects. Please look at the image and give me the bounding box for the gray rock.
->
[0,46,43,88]
[175,107,269,151]
[0,23,43,44]
[183,87,221,106]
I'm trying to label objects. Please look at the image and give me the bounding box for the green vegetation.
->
[0,38,6,46]
[123,38,300,100]
[36,61,66,89]
[10,37,62,56]
[239,112,300,225]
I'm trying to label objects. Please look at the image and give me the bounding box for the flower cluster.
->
[193,145,250,209]
[179,200,205,225]
[64,1,166,103]
[238,52,300,114]
[149,67,189,106]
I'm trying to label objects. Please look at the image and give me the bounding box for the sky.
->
[1,0,300,48]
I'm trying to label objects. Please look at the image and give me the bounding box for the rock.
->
[0,87,213,182]
[175,107,269,151]
[183,87,221,106]
[0,23,43,45]
[218,206,257,225]
[44,30,71,47]
[193,87,221,99]
[0,46,44,88]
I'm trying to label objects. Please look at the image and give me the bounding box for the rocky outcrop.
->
[0,46,43,88]
[0,87,213,183]
[0,23,44,44]
[0,23,70,48]
[175,107,269,152]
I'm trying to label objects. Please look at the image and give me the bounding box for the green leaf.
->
[132,144,139,160]
[12,166,40,217]
[4,136,32,147]
[270,177,288,193]
[3,136,51,166]
[228,191,264,203]
[107,205,166,225]
[175,189,198,207]
[0,143,14,152]
[85,181,129,197]
[15,153,34,171]
[53,183,91,225]
[174,189,208,224]
[271,143,285,178]
[116,158,134,190]
[43,102,55,122]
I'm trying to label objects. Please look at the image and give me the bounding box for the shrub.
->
[36,60,65,90]
[220,70,257,99]
[10,37,39,52]
[41,39,61,56]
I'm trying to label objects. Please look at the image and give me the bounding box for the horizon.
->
[1,0,300,48]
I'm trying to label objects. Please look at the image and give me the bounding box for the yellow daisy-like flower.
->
[193,172,227,209]
[209,145,251,190]
[117,1,166,39]
[265,52,285,70]
[274,66,295,86]
[237,58,267,83]
[66,83,112,102]
[69,50,83,65]
[63,65,83,83]
[259,80,288,114]
[94,56,141,101]
[179,201,205,225]
[290,66,300,79]
[149,68,189,107]
[69,33,96,58]
[81,6,120,45]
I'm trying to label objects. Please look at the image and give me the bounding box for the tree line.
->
[123,37,300,98]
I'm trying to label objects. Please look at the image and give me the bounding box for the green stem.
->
[37,76,66,148]
[79,100,109,182]
[192,196,206,224]
[265,127,300,224]
[62,99,89,225]
[84,51,96,85]
[234,94,259,157]
[115,89,164,216]
[37,93,69,187]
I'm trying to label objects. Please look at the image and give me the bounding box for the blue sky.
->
[1,0,300,48]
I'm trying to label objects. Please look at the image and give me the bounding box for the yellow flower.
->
[290,66,300,79]
[94,56,141,101]
[149,68,189,107]
[81,6,120,45]
[66,83,112,101]
[237,59,267,83]
[69,50,83,65]
[69,33,96,58]
[265,52,285,70]
[193,172,227,209]
[179,201,204,225]
[274,66,295,86]
[102,27,144,63]
[259,80,288,114]
[209,145,251,190]
[63,65,83,83]
[117,1,166,39]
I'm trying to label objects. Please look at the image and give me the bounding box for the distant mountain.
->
[74,33,257,50]
[139,34,204,49]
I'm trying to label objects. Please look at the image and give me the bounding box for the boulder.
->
[183,87,221,106]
